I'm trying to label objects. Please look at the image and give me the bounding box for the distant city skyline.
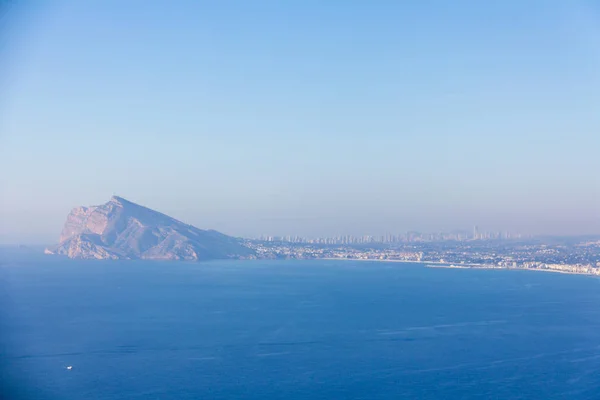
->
[253,228,527,245]
[1,1,600,243]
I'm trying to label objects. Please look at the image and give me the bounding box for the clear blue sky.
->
[1,0,599,243]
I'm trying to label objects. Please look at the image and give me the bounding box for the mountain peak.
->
[45,196,254,261]
[109,195,132,206]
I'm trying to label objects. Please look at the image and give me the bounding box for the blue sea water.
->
[2,258,600,399]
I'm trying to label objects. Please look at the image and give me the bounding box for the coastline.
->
[320,257,599,277]
[322,258,483,267]
[425,264,599,277]
[322,257,429,264]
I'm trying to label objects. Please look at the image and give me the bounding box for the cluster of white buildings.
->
[519,262,600,275]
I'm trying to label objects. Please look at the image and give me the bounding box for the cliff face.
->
[45,196,254,261]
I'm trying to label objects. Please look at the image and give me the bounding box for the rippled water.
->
[2,259,600,399]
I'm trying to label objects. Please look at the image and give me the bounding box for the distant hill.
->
[45,196,255,261]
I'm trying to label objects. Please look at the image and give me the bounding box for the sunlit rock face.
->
[46,196,254,261]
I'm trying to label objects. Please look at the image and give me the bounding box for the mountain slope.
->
[45,196,255,260]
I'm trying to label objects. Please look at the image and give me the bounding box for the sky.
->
[1,0,599,243]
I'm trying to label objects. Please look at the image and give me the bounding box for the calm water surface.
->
[2,258,600,399]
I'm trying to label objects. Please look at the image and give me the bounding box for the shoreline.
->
[425,264,599,277]
[320,257,599,277]
[322,257,484,267]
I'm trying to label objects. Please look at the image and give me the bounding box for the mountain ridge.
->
[45,196,254,261]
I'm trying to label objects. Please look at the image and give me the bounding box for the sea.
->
[2,257,600,399]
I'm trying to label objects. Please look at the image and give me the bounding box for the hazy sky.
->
[1,0,599,243]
